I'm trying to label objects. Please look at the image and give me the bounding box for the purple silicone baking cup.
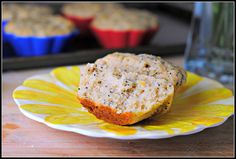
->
[2,20,9,43]
[5,30,79,57]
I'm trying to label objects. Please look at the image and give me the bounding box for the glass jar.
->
[184,2,234,88]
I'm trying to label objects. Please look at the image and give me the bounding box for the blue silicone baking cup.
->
[5,30,79,57]
[2,20,9,43]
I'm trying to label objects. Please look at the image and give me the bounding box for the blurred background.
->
[2,2,193,66]
[2,2,234,88]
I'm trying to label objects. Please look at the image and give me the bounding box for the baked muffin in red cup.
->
[91,9,159,49]
[61,3,124,35]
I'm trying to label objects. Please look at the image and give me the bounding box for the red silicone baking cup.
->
[91,26,159,49]
[63,14,94,35]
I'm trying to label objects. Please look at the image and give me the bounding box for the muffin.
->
[93,9,158,30]
[5,15,75,36]
[78,52,186,125]
[2,3,53,21]
[91,9,159,48]
[61,3,124,34]
[2,3,53,43]
[5,15,77,56]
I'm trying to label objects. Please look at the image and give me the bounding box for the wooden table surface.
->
[2,56,234,157]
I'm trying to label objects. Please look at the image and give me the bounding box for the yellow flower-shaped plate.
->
[13,66,234,139]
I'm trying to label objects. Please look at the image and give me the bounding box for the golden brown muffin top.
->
[5,15,75,37]
[91,9,158,30]
[61,3,124,18]
[2,3,53,21]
